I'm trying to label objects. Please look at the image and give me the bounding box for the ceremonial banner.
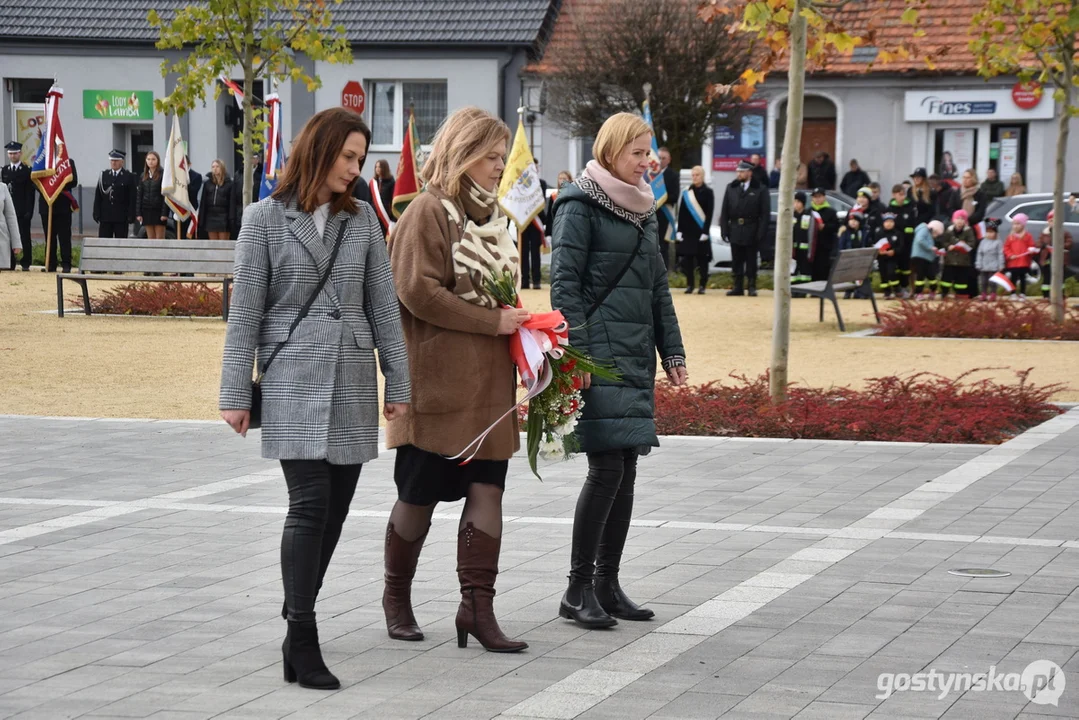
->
[162,115,198,237]
[497,119,545,230]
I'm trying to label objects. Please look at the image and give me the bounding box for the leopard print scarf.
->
[442,177,520,309]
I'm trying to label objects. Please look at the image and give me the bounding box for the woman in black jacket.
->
[372,159,395,212]
[199,159,234,240]
[675,165,714,294]
[136,151,166,239]
[551,112,687,629]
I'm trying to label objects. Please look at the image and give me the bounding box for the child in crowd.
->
[911,219,944,300]
[791,191,818,287]
[840,210,870,299]
[1037,210,1074,298]
[937,209,976,299]
[875,212,901,299]
[889,184,918,298]
[1003,213,1036,299]
[975,218,1005,301]
[855,187,879,235]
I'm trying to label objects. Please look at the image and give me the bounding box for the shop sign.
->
[712,98,768,172]
[1011,81,1042,110]
[83,90,154,120]
[904,89,1052,122]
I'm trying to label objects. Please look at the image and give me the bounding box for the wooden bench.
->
[790,247,881,332]
[56,238,235,320]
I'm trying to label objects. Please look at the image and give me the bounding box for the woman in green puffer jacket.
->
[550,112,687,630]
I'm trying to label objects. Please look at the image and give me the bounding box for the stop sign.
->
[342,81,365,115]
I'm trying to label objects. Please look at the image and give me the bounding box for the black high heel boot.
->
[282,621,340,690]
[595,577,654,621]
[559,578,617,628]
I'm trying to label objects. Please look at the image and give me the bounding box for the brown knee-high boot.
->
[455,522,527,653]
[383,522,428,641]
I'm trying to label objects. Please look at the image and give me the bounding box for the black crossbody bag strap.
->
[256,222,347,381]
[584,225,645,319]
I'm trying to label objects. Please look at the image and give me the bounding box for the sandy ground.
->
[1,271,1076,421]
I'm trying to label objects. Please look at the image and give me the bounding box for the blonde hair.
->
[592,112,653,172]
[210,159,229,185]
[421,107,510,197]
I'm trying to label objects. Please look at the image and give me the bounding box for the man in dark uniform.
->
[3,141,35,270]
[748,153,770,189]
[657,147,680,272]
[719,159,770,296]
[37,159,78,272]
[93,149,136,238]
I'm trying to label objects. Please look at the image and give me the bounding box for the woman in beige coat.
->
[384,107,530,653]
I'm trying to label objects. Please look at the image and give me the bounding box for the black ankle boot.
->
[282,621,340,690]
[595,577,655,621]
[559,578,617,629]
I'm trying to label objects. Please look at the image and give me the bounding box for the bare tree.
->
[538,0,749,170]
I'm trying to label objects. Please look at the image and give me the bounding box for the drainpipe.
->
[498,49,517,123]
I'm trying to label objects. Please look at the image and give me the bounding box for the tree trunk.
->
[242,31,255,210]
[769,3,807,403]
[1050,52,1074,324]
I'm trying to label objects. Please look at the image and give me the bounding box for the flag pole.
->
[45,204,54,272]
[516,105,525,261]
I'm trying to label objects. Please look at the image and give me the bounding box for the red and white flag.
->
[953,240,972,253]
[874,238,891,253]
[30,86,76,207]
[989,272,1015,293]
[219,76,244,109]
[368,177,393,235]
[162,115,197,236]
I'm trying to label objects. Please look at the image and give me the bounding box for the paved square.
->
[0,410,1076,719]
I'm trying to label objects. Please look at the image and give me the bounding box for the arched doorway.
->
[775,95,839,170]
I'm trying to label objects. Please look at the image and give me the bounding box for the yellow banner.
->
[497,119,544,229]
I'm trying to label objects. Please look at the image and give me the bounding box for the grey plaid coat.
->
[219,197,410,464]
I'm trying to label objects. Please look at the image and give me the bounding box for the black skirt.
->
[393,444,508,505]
[205,207,230,233]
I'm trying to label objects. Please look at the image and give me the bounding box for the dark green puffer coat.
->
[550,183,685,454]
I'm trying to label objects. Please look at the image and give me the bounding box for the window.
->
[12,78,52,104]
[366,80,447,150]
[1012,202,1052,222]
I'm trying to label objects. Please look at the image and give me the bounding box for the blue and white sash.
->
[681,188,706,230]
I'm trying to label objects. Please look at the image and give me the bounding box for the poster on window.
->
[712,99,767,172]
[998,127,1020,181]
[940,128,976,177]
[14,105,45,164]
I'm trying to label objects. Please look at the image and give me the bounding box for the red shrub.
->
[877,299,1079,341]
[74,282,225,317]
[654,369,1065,444]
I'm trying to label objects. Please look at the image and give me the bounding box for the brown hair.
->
[374,159,392,180]
[142,151,161,181]
[891,183,905,195]
[210,159,229,186]
[272,107,371,214]
[422,107,509,197]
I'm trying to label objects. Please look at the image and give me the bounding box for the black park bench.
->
[56,237,235,320]
[790,247,881,332]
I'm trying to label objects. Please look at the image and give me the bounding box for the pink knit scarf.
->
[582,160,655,215]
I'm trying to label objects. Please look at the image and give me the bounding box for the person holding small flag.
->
[675,165,713,294]
[1036,210,1073,299]
[3,141,35,270]
[791,191,819,290]
[809,188,840,282]
[874,212,901,299]
[93,150,136,239]
[936,209,976,299]
[975,218,1005,300]
[1003,213,1036,299]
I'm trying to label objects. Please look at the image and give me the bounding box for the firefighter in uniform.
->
[93,149,137,238]
[3,141,35,270]
[719,159,770,296]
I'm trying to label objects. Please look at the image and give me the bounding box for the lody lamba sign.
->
[82,90,154,121]
[904,88,1053,122]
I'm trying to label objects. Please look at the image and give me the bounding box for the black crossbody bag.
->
[584,225,645,319]
[249,223,347,429]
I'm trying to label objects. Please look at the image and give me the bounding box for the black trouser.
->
[279,460,361,623]
[40,211,72,271]
[98,221,129,238]
[938,264,970,297]
[896,245,912,291]
[680,254,709,290]
[911,257,936,294]
[570,449,638,583]
[730,243,758,288]
[14,214,31,269]
[520,228,543,288]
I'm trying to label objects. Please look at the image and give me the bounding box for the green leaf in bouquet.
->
[482,270,519,308]
[561,346,622,382]
[525,404,545,480]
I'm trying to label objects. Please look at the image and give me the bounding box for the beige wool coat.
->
[385,185,520,461]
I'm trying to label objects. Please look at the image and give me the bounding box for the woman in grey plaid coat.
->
[220,109,410,691]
